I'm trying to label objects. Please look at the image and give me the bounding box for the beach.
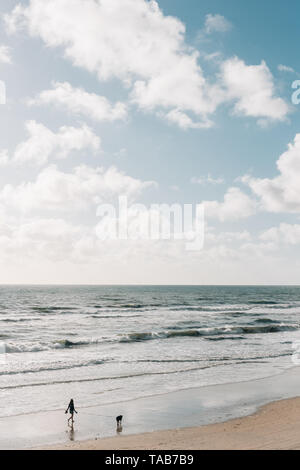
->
[0,285,298,421]
[43,397,300,450]
[1,285,300,450]
[0,364,300,449]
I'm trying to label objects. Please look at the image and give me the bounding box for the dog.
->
[116,415,123,426]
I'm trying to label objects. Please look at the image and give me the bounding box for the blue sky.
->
[0,0,300,284]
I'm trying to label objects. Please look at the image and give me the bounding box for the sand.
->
[43,396,300,450]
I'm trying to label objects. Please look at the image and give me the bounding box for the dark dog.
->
[116,415,123,425]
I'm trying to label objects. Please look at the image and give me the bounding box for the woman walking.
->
[65,399,77,426]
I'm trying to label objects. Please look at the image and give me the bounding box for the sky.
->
[0,0,300,284]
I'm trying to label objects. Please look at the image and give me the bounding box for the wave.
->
[5,344,48,353]
[0,348,293,391]
[260,304,300,310]
[0,359,106,376]
[238,324,298,334]
[0,365,216,391]
[53,339,89,348]
[227,312,248,317]
[171,306,250,312]
[120,332,157,342]
[119,323,299,343]
[5,338,101,354]
[0,317,38,323]
[2,348,291,378]
[254,318,282,324]
[205,336,245,341]
[3,320,298,354]
[119,304,144,309]
[32,306,76,312]
[88,314,141,319]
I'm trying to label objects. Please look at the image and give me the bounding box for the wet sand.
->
[43,396,300,450]
[2,366,300,449]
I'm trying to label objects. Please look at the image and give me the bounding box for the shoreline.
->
[2,364,300,449]
[41,396,300,450]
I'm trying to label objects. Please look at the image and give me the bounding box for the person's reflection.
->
[67,421,75,441]
[116,422,123,434]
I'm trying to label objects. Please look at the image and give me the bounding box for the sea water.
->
[0,285,299,418]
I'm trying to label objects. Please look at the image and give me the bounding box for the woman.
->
[65,399,77,425]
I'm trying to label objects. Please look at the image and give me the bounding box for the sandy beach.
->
[2,365,300,450]
[43,397,300,450]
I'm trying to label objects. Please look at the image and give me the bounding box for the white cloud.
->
[4,0,289,129]
[0,45,12,64]
[191,174,224,185]
[203,51,222,62]
[260,223,300,245]
[0,205,295,282]
[244,133,300,213]
[205,225,251,243]
[6,0,184,83]
[2,120,100,166]
[204,187,257,221]
[28,81,128,122]
[0,164,154,213]
[0,218,84,261]
[204,14,232,34]
[163,109,213,130]
[2,0,225,128]
[221,57,290,123]
[278,64,295,73]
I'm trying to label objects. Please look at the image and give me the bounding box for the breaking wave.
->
[119,323,299,343]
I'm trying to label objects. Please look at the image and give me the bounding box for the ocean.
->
[0,285,299,419]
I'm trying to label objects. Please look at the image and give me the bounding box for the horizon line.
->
[0,283,299,287]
